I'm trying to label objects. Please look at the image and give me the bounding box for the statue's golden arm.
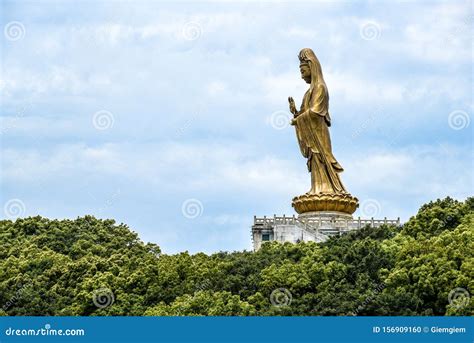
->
[290,86,328,125]
[290,109,324,126]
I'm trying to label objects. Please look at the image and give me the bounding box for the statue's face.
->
[300,64,311,83]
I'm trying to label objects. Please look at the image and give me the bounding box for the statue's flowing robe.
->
[294,84,347,194]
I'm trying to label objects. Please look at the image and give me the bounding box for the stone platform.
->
[251,212,400,251]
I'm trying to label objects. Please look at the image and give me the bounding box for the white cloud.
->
[261,71,306,107]
[1,141,305,195]
[325,69,405,104]
[207,81,227,96]
[343,144,473,220]
[401,2,472,63]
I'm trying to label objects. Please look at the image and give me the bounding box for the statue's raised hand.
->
[288,96,297,116]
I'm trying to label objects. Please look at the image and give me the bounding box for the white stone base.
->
[251,213,400,251]
[298,211,353,220]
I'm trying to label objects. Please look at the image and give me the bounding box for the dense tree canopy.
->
[0,197,472,316]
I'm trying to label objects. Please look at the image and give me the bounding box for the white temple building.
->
[251,212,400,251]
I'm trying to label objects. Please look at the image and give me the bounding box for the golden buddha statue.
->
[289,48,358,215]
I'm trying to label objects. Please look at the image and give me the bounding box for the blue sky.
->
[1,0,472,253]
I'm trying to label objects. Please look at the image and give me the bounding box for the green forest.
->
[0,197,472,316]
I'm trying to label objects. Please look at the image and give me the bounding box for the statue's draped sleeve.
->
[295,90,310,159]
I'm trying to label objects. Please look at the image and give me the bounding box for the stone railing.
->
[253,215,400,230]
[251,215,401,250]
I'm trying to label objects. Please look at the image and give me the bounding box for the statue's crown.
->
[298,55,310,66]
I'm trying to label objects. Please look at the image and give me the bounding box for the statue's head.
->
[299,57,312,84]
[298,48,325,87]
[299,63,311,83]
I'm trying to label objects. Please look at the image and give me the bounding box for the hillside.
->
[0,197,472,316]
